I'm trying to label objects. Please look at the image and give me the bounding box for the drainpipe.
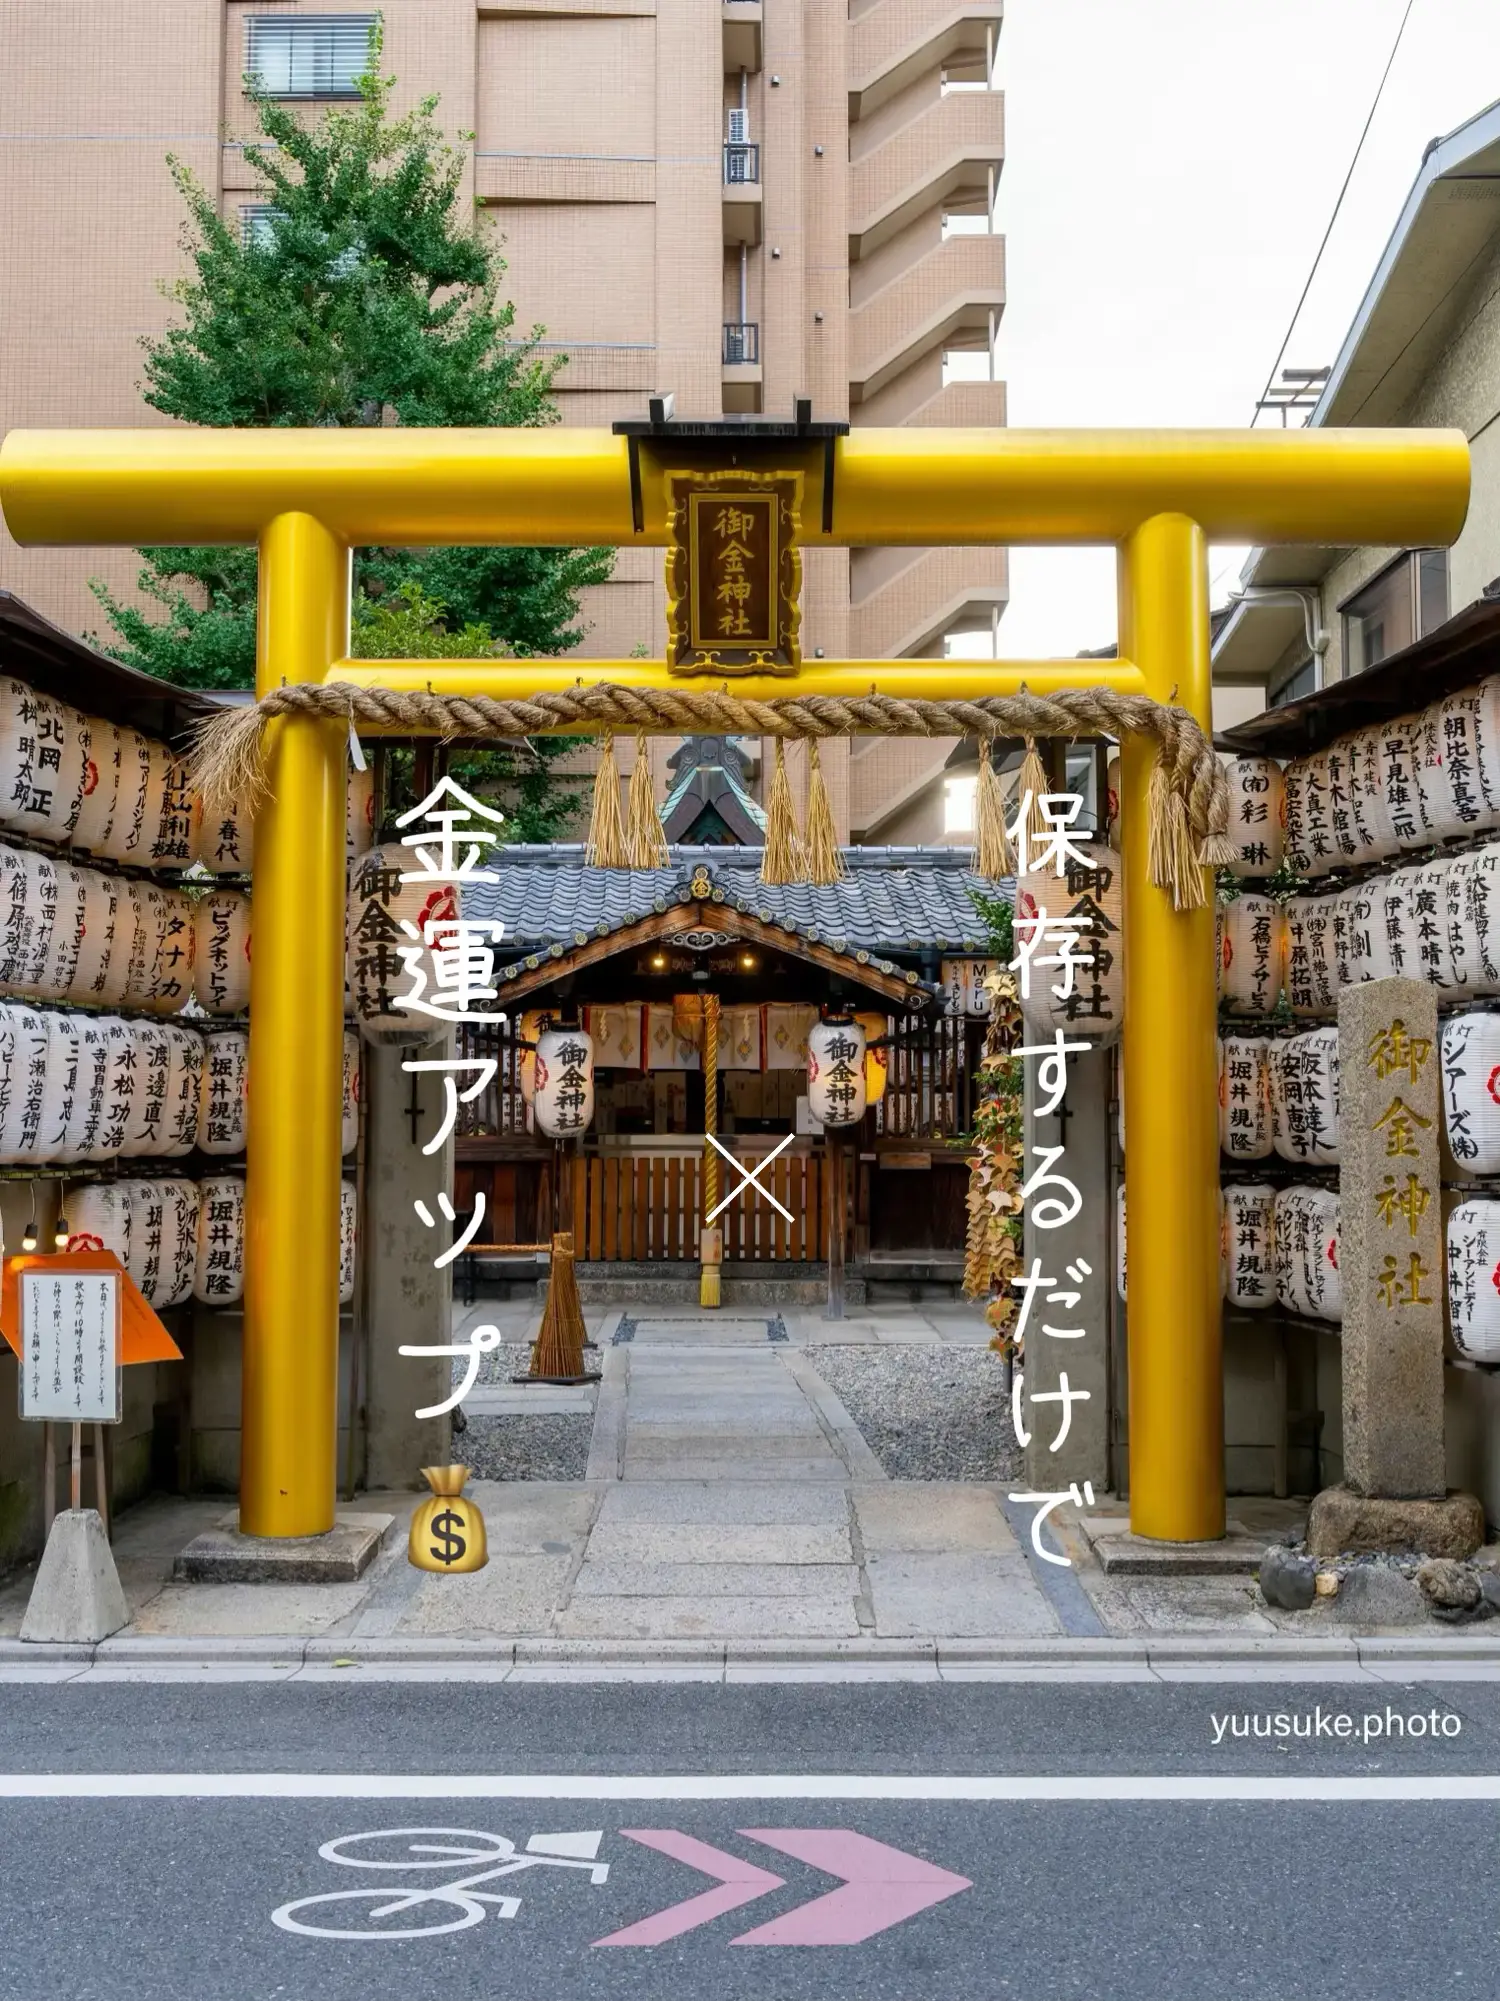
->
[1227,587,1332,674]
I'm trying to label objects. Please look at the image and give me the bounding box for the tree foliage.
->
[90,30,613,813]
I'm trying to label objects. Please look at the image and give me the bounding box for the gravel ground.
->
[459,1414,594,1482]
[454,1343,595,1481]
[805,1344,1019,1481]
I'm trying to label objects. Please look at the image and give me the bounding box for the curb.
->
[6,1634,1500,1674]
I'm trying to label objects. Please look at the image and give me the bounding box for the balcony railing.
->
[722,322,759,365]
[723,141,761,185]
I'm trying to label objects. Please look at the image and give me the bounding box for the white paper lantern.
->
[1446,1198,1500,1363]
[1282,756,1313,875]
[105,730,167,866]
[1015,841,1124,1047]
[72,719,122,857]
[1375,714,1434,852]
[150,757,196,869]
[1218,894,1285,1017]
[1221,1182,1277,1311]
[340,1178,358,1305]
[159,1026,204,1158]
[149,889,196,1015]
[1414,690,1494,841]
[1219,1035,1274,1160]
[40,863,89,1002]
[341,1029,360,1156]
[1439,1011,1500,1174]
[346,843,451,1046]
[533,1025,597,1137]
[194,890,251,1015]
[124,1021,174,1158]
[1407,857,1462,995]
[0,1003,50,1162]
[1469,674,1500,821]
[1271,1027,1340,1166]
[65,1183,132,1265]
[1274,1186,1340,1321]
[1223,758,1285,878]
[1273,1186,1312,1316]
[194,1176,245,1306]
[1321,737,1363,867]
[91,1016,140,1162]
[0,849,59,999]
[37,1012,82,1164]
[58,1015,112,1164]
[198,1029,249,1154]
[806,1018,867,1128]
[1284,897,1338,1018]
[193,793,255,875]
[70,870,129,1008]
[120,881,165,1009]
[1341,725,1393,861]
[1445,849,1500,998]
[122,1179,164,1300]
[0,680,89,843]
[347,767,376,863]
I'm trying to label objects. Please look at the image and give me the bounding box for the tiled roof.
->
[463,846,1009,975]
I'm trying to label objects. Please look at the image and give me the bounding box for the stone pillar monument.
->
[1308,979,1481,1558]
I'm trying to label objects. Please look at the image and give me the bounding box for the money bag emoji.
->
[408,1464,489,1574]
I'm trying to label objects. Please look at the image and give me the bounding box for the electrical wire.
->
[1252,0,1419,423]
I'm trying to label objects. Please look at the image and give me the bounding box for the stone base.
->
[567,1264,867,1307]
[173,1511,393,1584]
[20,1509,129,1643]
[1306,1487,1485,1562]
[1081,1516,1267,1575]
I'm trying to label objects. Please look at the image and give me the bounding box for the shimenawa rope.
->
[189,679,1233,910]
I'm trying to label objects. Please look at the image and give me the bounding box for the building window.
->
[1340,549,1449,675]
[240,204,285,249]
[245,15,376,99]
[944,775,978,835]
[1269,656,1318,709]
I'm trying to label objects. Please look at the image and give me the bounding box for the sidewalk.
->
[1,1302,1495,1653]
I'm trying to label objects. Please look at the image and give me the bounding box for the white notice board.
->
[18,1269,122,1424]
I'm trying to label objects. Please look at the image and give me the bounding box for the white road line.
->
[1,1774,1498,1802]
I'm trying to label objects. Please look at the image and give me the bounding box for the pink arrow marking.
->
[730,1830,972,1945]
[592,1831,785,1946]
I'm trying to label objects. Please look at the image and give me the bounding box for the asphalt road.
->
[2,1679,1499,2001]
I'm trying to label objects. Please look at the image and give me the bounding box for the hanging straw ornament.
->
[624,729,670,868]
[528,1231,597,1382]
[760,737,806,886]
[973,738,1015,880]
[1014,734,1049,859]
[802,740,848,886]
[584,732,628,868]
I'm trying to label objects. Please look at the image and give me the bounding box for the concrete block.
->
[869,1552,1060,1638]
[20,1510,128,1644]
[173,1512,393,1584]
[595,1481,851,1526]
[583,1523,852,1564]
[572,1560,862,1598]
[1307,1486,1485,1560]
[553,1595,863,1640]
[1090,1532,1268,1575]
[855,1485,1015,1554]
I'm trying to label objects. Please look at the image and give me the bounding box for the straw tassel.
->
[973,739,1015,880]
[584,731,628,868]
[1146,752,1209,911]
[530,1232,592,1382]
[624,729,669,868]
[802,740,848,886]
[1014,734,1049,860]
[760,738,805,885]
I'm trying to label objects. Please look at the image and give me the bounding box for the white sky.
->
[954,0,1500,659]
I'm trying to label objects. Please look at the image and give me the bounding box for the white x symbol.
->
[705,1131,795,1225]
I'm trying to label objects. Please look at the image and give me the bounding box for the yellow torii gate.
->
[0,423,1469,1545]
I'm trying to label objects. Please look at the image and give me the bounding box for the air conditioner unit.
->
[727,109,749,143]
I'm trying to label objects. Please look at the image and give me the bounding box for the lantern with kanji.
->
[1222,757,1284,878]
[806,1016,867,1128]
[533,1026,596,1138]
[854,1010,888,1106]
[1446,1198,1500,1363]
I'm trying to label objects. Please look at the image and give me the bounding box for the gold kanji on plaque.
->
[665,470,802,674]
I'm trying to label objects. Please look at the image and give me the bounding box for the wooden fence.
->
[569,1149,831,1263]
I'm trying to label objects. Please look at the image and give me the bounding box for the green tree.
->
[90,31,612,804]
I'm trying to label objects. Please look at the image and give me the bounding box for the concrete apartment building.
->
[0,0,1008,844]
